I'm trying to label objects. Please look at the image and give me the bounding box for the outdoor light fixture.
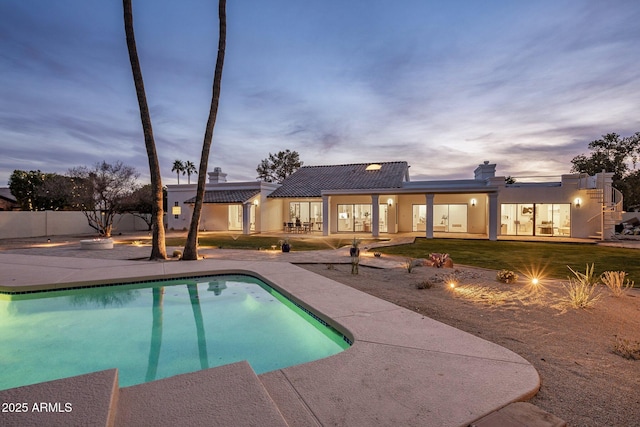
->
[387,198,393,206]
[574,197,582,208]
[254,199,259,206]
[470,198,477,207]
[171,206,181,215]
[531,278,539,285]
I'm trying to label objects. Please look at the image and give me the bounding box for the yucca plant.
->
[601,271,634,297]
[563,264,601,309]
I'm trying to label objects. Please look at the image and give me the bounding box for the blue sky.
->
[1,0,639,186]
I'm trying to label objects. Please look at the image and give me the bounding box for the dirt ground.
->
[300,262,640,426]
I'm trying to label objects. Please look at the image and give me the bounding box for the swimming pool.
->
[0,274,350,391]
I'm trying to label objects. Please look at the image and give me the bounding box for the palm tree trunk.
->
[182,0,226,260]
[123,0,167,260]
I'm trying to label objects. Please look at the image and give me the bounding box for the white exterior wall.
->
[0,211,150,239]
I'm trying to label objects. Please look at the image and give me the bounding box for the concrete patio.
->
[0,237,556,426]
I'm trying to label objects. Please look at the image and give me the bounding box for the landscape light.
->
[531,278,539,285]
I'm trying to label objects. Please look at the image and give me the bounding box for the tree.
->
[9,170,76,211]
[121,184,166,231]
[171,160,185,184]
[256,149,303,183]
[124,0,167,260]
[571,132,640,210]
[184,160,197,184]
[182,0,226,261]
[68,161,139,237]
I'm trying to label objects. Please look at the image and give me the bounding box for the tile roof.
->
[183,189,260,204]
[268,162,409,198]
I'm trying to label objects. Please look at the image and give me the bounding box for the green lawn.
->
[163,235,368,251]
[148,235,639,284]
[375,238,640,283]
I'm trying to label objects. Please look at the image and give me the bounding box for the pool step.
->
[114,361,288,426]
[0,369,119,427]
[0,363,289,427]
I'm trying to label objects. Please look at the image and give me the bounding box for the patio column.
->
[322,195,329,236]
[242,202,251,235]
[488,193,498,241]
[371,194,379,237]
[426,194,434,239]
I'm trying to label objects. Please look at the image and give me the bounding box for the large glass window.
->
[228,205,242,231]
[289,202,323,231]
[413,205,427,232]
[501,203,570,236]
[337,204,372,232]
[434,204,468,233]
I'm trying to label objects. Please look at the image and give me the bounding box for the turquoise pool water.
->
[0,274,349,390]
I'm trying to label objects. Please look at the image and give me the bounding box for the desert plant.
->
[568,263,599,286]
[172,249,182,259]
[613,336,640,360]
[601,271,634,297]
[496,269,518,284]
[429,253,450,268]
[562,264,602,309]
[415,280,434,290]
[404,257,417,273]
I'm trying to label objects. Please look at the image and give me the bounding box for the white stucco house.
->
[166,161,622,240]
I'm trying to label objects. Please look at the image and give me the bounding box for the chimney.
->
[474,161,496,181]
[208,167,227,183]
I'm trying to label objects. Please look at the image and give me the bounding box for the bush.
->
[601,271,634,297]
[172,250,182,259]
[415,280,434,290]
[496,269,518,284]
[563,264,602,309]
[613,336,640,360]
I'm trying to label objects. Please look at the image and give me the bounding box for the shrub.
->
[496,269,518,284]
[172,250,182,259]
[415,280,434,290]
[600,271,634,297]
[613,336,640,360]
[404,258,417,273]
[429,253,450,268]
[562,264,602,309]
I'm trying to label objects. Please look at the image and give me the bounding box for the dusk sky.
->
[2,1,639,186]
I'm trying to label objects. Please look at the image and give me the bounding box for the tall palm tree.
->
[123,0,167,260]
[184,160,197,184]
[171,160,185,185]
[182,0,226,260]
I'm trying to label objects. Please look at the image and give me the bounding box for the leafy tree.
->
[9,170,76,211]
[121,184,166,231]
[184,160,197,184]
[68,161,140,237]
[256,149,303,183]
[171,160,185,184]
[124,0,167,260]
[182,0,226,261]
[571,132,640,210]
[9,170,46,211]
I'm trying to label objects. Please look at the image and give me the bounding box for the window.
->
[228,205,242,231]
[288,202,322,231]
[337,204,372,232]
[501,203,570,236]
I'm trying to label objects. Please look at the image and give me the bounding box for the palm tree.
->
[171,160,185,184]
[184,161,197,184]
[182,0,226,260]
[123,0,167,260]
[145,287,164,382]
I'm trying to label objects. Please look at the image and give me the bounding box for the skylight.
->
[365,164,382,171]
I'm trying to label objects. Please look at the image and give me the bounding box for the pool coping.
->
[0,253,540,426]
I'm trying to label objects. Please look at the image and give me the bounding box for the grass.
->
[162,235,374,252]
[375,238,640,283]
[131,235,640,284]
